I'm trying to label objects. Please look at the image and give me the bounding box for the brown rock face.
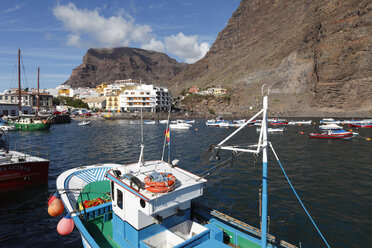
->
[174,0,372,116]
[64,47,186,88]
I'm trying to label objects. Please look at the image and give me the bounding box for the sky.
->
[0,0,240,92]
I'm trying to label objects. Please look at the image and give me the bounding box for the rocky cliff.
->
[64,47,186,88]
[174,0,372,116]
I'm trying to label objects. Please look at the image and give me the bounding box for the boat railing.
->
[11,141,50,160]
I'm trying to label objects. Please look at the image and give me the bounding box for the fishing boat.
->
[319,118,340,124]
[48,87,331,248]
[0,130,49,191]
[0,120,16,131]
[319,123,343,130]
[10,50,51,131]
[144,120,156,124]
[256,127,284,133]
[348,123,372,128]
[169,120,191,130]
[268,119,288,126]
[309,130,353,139]
[205,117,229,127]
[288,120,312,125]
[78,121,92,126]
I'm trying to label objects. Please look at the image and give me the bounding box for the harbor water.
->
[0,119,371,248]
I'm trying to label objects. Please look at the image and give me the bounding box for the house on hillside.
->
[82,96,106,110]
[188,86,199,93]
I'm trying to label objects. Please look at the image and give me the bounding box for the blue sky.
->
[0,0,240,91]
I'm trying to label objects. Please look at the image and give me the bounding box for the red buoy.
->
[47,192,59,206]
[57,214,74,235]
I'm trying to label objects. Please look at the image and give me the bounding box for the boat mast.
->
[18,49,21,114]
[261,95,268,248]
[37,67,40,116]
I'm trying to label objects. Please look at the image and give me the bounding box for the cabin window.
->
[111,181,115,201]
[117,189,123,209]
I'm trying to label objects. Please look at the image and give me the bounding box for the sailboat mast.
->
[18,49,21,113]
[261,95,268,248]
[37,67,40,115]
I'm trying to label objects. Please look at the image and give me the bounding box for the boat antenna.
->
[37,67,40,116]
[137,105,145,168]
[161,108,171,162]
[18,49,21,114]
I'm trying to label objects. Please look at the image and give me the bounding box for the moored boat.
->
[143,120,156,124]
[309,130,353,139]
[319,123,343,130]
[48,89,330,248]
[12,117,51,131]
[348,123,372,128]
[0,130,49,191]
[78,120,92,126]
[256,127,284,133]
[169,119,191,129]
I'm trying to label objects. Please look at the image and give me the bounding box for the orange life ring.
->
[42,120,47,124]
[144,173,176,187]
[146,185,175,193]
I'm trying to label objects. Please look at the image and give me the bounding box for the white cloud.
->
[52,3,153,48]
[2,4,24,14]
[165,33,209,63]
[141,39,165,53]
[53,4,210,63]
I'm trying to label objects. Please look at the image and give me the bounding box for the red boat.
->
[309,131,353,139]
[349,123,372,128]
[0,131,49,192]
[269,121,288,126]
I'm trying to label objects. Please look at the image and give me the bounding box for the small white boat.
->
[0,124,16,131]
[256,127,284,133]
[319,123,342,130]
[78,121,91,126]
[185,120,195,124]
[144,120,156,124]
[320,118,340,124]
[169,120,191,129]
[288,120,312,125]
[159,120,169,124]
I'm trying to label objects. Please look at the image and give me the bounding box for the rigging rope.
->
[196,150,245,180]
[269,142,331,248]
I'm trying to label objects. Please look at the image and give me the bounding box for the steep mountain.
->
[174,0,372,116]
[64,47,186,88]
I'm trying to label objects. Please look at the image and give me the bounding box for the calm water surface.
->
[0,119,371,248]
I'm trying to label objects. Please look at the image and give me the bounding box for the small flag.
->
[165,128,170,142]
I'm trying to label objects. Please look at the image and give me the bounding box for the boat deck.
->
[77,180,297,248]
[77,180,120,248]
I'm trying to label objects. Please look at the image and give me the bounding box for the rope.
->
[269,142,331,248]
[196,150,245,180]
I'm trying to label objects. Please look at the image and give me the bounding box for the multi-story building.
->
[119,84,171,112]
[0,89,53,113]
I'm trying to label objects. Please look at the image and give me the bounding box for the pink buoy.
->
[48,191,59,206]
[57,214,74,235]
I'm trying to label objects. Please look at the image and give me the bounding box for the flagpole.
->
[161,109,171,162]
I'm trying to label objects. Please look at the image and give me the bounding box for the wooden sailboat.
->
[12,49,51,131]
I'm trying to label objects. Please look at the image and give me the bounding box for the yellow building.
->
[106,94,120,111]
[95,83,108,95]
[213,87,227,95]
[58,88,70,96]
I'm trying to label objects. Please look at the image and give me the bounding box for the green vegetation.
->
[53,96,89,109]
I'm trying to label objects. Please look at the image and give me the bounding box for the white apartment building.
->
[119,84,171,112]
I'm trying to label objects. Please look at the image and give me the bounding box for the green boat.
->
[13,117,51,131]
